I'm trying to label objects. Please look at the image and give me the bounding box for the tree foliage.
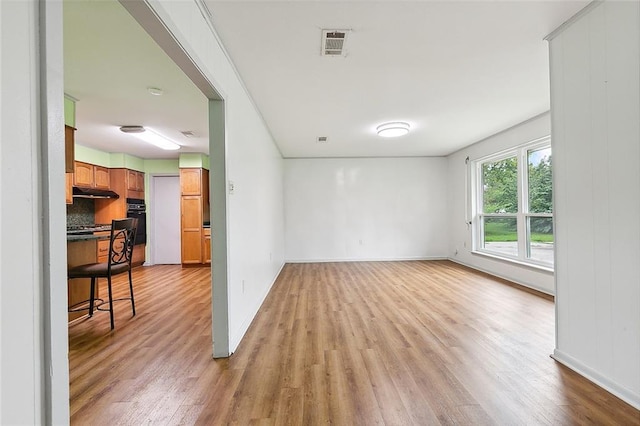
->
[482,157,518,214]
[528,153,553,233]
[482,152,553,235]
[528,154,553,214]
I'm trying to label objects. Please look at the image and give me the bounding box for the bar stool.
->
[68,218,138,330]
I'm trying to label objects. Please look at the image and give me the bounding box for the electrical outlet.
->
[229,181,235,195]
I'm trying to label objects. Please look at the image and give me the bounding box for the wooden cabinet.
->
[65,125,75,173]
[94,166,110,189]
[127,169,145,191]
[181,196,203,265]
[94,168,146,267]
[95,168,145,221]
[132,244,145,267]
[74,161,111,189]
[180,168,210,266]
[96,238,110,264]
[180,168,202,195]
[65,173,73,204]
[68,239,99,322]
[136,172,144,193]
[125,169,144,199]
[203,227,211,264]
[74,161,94,187]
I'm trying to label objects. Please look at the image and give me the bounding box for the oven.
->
[126,198,147,244]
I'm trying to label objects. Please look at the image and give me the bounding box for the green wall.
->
[64,95,75,127]
[179,153,210,169]
[109,153,145,172]
[74,145,111,167]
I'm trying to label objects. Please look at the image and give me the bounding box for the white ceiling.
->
[63,0,209,160]
[64,0,588,160]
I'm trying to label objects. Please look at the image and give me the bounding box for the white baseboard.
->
[285,256,447,263]
[228,262,286,354]
[447,257,554,296]
[552,349,640,410]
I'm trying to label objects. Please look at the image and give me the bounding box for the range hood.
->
[72,186,120,199]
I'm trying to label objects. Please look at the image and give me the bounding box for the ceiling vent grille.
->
[316,136,328,144]
[321,30,349,56]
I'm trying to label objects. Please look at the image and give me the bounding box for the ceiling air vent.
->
[321,29,349,56]
[316,136,328,143]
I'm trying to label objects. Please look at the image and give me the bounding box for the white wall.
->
[446,113,555,294]
[548,1,640,409]
[146,0,285,353]
[285,158,448,262]
[1,3,42,423]
[1,0,69,423]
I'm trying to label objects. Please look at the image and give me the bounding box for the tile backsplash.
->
[66,198,95,226]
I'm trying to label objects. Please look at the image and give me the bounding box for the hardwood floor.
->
[69,261,640,425]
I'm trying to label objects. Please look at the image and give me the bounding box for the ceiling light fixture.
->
[376,122,410,138]
[119,125,180,150]
[147,87,163,96]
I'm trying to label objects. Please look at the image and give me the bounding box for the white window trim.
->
[471,136,553,270]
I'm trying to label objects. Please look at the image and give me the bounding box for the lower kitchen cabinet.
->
[203,228,211,264]
[132,244,145,267]
[68,239,99,322]
[97,238,110,263]
[182,232,203,265]
[181,195,203,265]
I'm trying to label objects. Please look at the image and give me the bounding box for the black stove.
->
[66,224,112,235]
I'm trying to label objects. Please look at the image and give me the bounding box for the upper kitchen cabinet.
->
[73,161,93,187]
[65,173,73,204]
[180,168,203,195]
[94,166,110,189]
[74,161,110,189]
[65,125,75,173]
[127,169,144,191]
[126,169,145,199]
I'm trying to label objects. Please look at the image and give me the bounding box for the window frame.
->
[472,136,553,270]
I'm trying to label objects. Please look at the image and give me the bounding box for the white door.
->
[152,175,181,264]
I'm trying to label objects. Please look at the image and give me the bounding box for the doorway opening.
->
[50,0,230,421]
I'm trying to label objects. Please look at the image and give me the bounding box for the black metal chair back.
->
[109,218,137,269]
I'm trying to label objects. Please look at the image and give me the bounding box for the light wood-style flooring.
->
[69,261,640,425]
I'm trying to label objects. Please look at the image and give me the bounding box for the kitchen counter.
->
[67,233,110,242]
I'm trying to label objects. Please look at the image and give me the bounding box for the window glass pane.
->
[483,216,518,257]
[527,147,552,213]
[527,216,554,264]
[482,157,518,213]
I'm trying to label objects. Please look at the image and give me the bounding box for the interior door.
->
[152,175,181,264]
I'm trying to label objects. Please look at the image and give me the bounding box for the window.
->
[474,138,553,268]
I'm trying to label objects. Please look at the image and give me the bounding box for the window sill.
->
[471,250,554,273]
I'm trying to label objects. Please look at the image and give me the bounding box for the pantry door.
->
[152,175,181,264]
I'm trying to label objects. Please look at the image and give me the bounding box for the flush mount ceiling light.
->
[147,87,163,96]
[376,122,410,138]
[119,125,180,150]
